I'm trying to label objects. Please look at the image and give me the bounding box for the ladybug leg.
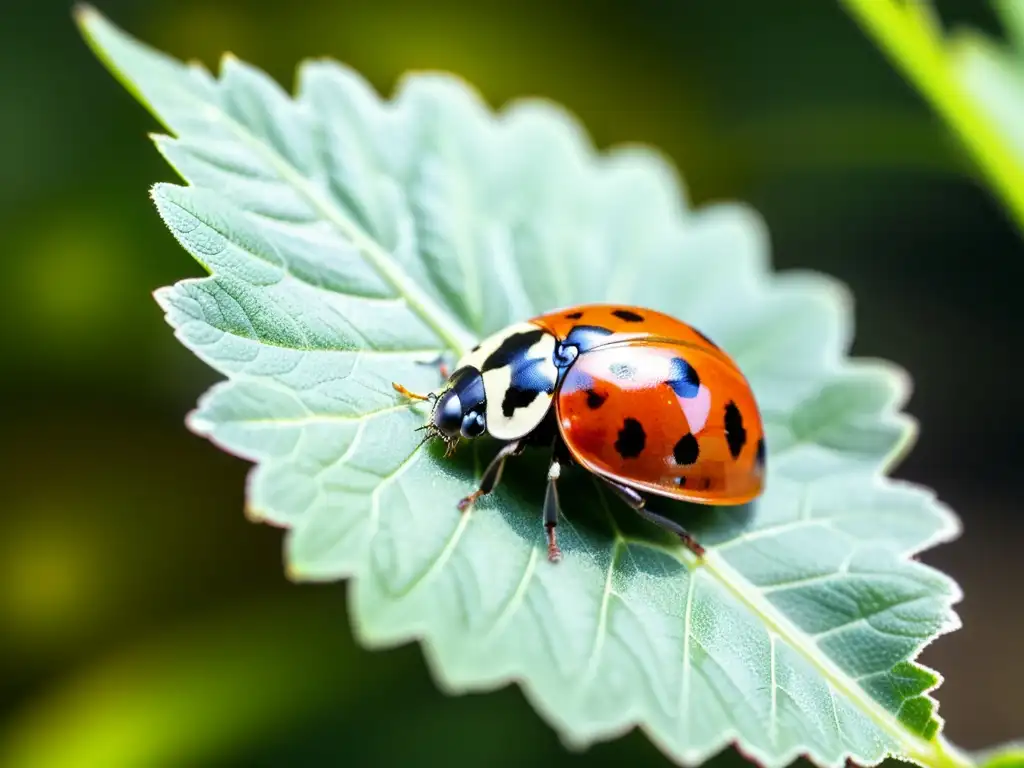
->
[600,478,706,558]
[542,458,563,563]
[457,440,524,512]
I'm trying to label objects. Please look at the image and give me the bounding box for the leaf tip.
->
[72,2,113,61]
[71,2,99,30]
[148,181,180,213]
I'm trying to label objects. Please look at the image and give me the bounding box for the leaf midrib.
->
[569,477,943,761]
[567,480,936,761]
[562,528,942,762]
[213,113,471,356]
[79,13,969,768]
[700,549,942,765]
[80,12,473,360]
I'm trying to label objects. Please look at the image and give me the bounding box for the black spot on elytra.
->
[755,437,766,467]
[612,308,644,323]
[673,433,700,465]
[724,401,747,459]
[564,311,584,320]
[586,389,607,409]
[482,329,545,372]
[502,385,540,418]
[667,357,701,398]
[470,343,481,353]
[610,362,635,380]
[677,475,709,490]
[615,418,646,459]
[692,327,719,349]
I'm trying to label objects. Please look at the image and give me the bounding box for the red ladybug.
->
[394,304,765,563]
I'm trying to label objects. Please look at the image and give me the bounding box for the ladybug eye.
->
[460,410,486,438]
[432,391,464,437]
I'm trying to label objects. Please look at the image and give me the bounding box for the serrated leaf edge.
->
[369,475,963,768]
[75,4,474,360]
[78,8,971,768]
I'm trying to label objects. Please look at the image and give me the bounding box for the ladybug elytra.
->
[394,304,765,563]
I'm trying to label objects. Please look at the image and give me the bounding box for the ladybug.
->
[393,304,765,563]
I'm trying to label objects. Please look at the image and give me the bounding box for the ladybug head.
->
[429,366,487,449]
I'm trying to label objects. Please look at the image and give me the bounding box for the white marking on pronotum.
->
[454,322,540,373]
[482,364,556,441]
[525,332,552,361]
[454,322,561,441]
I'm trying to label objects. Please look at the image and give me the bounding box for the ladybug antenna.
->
[442,436,459,458]
[413,424,439,450]
[413,423,454,455]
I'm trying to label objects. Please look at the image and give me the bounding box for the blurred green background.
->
[2,0,1022,765]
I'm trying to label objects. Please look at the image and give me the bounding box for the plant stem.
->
[909,735,977,768]
[840,0,1024,236]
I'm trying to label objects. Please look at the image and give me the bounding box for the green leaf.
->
[974,743,1024,768]
[77,7,968,768]
[840,0,1024,237]
[984,756,1024,768]
[951,3,1024,167]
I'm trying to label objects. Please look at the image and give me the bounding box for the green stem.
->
[995,0,1024,52]
[840,0,1024,235]
[915,736,977,768]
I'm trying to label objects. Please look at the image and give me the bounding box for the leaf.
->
[77,8,967,768]
[951,1,1024,167]
[974,743,1024,768]
[840,0,1024,237]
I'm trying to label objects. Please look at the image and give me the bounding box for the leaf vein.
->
[213,109,470,355]
[581,539,620,685]
[811,593,937,642]
[769,632,779,745]
[484,546,539,640]
[678,569,698,743]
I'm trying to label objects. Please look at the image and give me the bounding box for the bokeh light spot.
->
[1,512,107,655]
